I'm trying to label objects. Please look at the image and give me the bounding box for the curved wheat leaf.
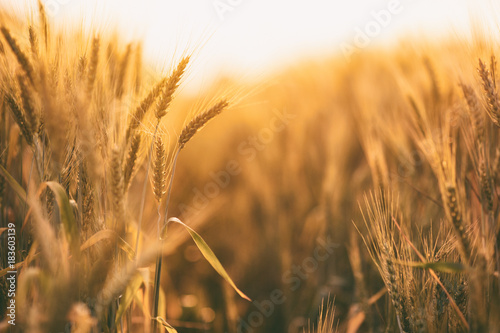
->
[161,217,251,301]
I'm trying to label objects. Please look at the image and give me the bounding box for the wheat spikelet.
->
[407,95,426,137]
[490,54,497,90]
[110,146,125,234]
[153,136,166,202]
[78,56,87,80]
[115,43,131,98]
[460,83,484,142]
[17,73,38,134]
[125,76,168,141]
[28,25,39,59]
[106,41,118,83]
[492,148,500,183]
[60,143,76,193]
[444,185,470,263]
[5,93,33,146]
[381,243,410,332]
[87,37,100,96]
[155,56,190,119]
[79,160,97,240]
[479,161,494,212]
[478,59,500,127]
[178,100,228,148]
[37,0,49,49]
[123,133,141,191]
[424,57,440,104]
[134,43,142,94]
[434,279,449,322]
[1,27,34,85]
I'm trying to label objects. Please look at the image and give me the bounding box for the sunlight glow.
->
[1,0,499,90]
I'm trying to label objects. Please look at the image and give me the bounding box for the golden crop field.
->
[0,1,499,332]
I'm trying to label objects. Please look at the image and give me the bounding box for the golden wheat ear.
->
[86,37,100,96]
[178,99,229,148]
[152,135,166,202]
[154,56,190,119]
[1,27,35,85]
[110,146,125,235]
[5,93,34,146]
[478,58,500,127]
[123,133,141,191]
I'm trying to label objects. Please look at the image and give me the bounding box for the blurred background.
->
[1,0,499,92]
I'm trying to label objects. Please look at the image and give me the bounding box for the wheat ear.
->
[123,133,141,191]
[152,136,166,202]
[178,100,229,148]
[1,27,35,84]
[115,44,131,98]
[87,37,100,96]
[155,56,190,119]
[478,59,500,127]
[17,74,38,135]
[125,78,167,141]
[5,94,33,146]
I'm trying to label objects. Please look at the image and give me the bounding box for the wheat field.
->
[0,1,500,333]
